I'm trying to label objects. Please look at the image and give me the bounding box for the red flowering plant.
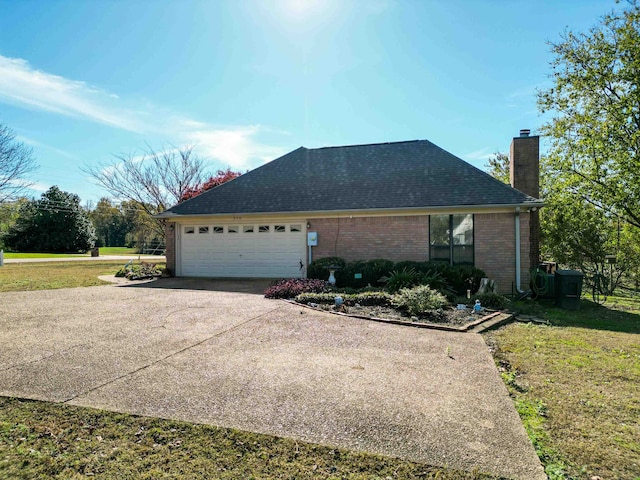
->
[264,278,330,299]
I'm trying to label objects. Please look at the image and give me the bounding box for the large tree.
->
[537,2,640,228]
[179,168,242,202]
[4,186,95,253]
[484,151,510,184]
[89,198,136,247]
[84,145,208,238]
[0,197,28,250]
[0,123,38,202]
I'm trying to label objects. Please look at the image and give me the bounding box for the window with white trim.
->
[184,226,195,234]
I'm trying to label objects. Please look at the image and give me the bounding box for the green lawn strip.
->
[0,397,498,480]
[2,247,142,258]
[2,252,89,259]
[486,299,640,480]
[0,261,155,292]
[97,247,139,255]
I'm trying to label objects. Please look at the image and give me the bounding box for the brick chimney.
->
[510,129,540,270]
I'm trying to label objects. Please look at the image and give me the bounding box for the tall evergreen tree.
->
[5,186,96,252]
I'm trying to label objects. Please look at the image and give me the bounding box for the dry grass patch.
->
[0,261,136,292]
[0,397,498,480]
[486,298,640,479]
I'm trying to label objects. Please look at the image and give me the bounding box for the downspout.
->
[514,207,524,293]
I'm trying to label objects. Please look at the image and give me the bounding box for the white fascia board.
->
[158,202,545,223]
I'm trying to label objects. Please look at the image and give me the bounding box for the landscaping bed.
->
[308,302,487,327]
[264,277,505,329]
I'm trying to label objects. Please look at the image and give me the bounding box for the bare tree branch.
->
[0,124,39,202]
[82,144,208,239]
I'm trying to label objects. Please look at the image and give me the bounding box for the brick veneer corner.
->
[164,221,176,276]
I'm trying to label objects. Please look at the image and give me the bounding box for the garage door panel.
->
[181,224,305,278]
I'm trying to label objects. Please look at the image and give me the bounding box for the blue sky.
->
[0,0,618,205]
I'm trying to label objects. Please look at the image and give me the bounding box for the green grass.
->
[0,261,141,292]
[97,247,139,255]
[0,397,497,480]
[1,247,141,258]
[2,252,89,259]
[486,297,640,480]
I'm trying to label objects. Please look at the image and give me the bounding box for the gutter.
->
[155,201,545,219]
[514,207,525,294]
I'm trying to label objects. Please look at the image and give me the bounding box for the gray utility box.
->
[555,270,584,310]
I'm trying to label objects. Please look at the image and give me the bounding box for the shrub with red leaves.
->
[264,278,330,299]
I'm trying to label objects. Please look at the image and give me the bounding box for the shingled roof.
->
[162,139,542,216]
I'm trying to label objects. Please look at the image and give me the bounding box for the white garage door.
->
[180,223,306,278]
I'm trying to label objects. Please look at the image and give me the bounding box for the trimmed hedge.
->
[306,257,346,281]
[296,291,392,307]
[307,257,485,295]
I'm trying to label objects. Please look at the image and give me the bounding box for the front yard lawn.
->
[0,397,496,480]
[486,297,640,479]
[0,261,137,292]
[2,252,88,259]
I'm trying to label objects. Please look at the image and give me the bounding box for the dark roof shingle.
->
[165,140,540,216]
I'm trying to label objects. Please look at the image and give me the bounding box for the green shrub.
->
[471,292,510,310]
[294,292,337,304]
[115,262,165,280]
[381,267,420,293]
[447,264,486,295]
[349,291,393,306]
[296,291,392,307]
[393,285,449,316]
[307,257,346,281]
[418,269,454,296]
[308,257,485,294]
[392,261,431,275]
[335,258,394,288]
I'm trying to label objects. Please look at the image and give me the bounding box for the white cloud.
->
[0,55,145,132]
[16,135,78,160]
[462,147,493,162]
[0,55,290,170]
[27,181,49,193]
[187,125,288,170]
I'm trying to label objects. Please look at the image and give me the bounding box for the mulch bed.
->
[311,303,488,328]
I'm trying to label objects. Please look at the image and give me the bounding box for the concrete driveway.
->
[0,279,545,479]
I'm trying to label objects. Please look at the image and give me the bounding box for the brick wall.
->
[164,221,176,276]
[475,212,530,294]
[309,213,530,295]
[310,215,429,262]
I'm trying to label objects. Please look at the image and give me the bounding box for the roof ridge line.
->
[309,139,423,151]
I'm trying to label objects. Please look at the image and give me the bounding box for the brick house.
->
[158,131,542,294]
